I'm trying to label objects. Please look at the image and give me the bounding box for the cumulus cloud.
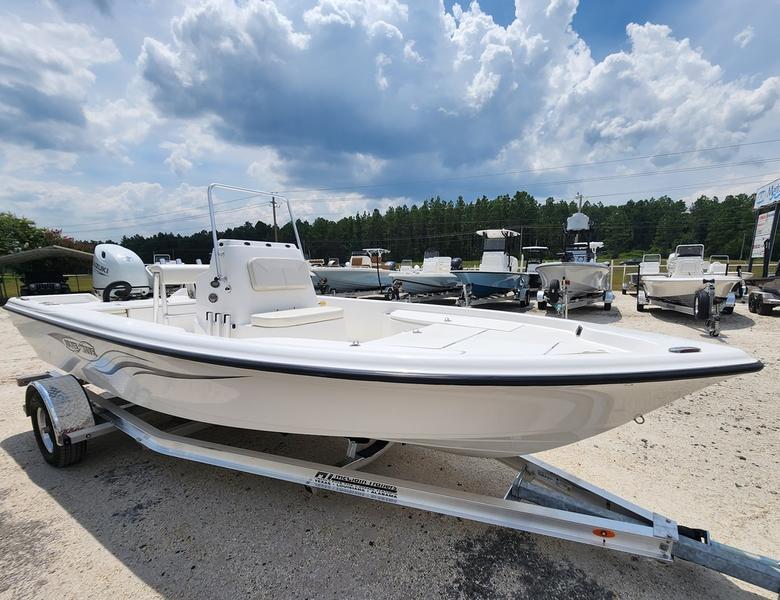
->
[526,22,780,171]
[5,0,780,237]
[0,16,120,150]
[0,176,212,237]
[733,25,754,48]
[137,0,779,199]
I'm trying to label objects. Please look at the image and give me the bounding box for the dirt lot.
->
[0,294,777,599]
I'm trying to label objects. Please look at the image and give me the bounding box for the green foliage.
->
[120,191,761,263]
[4,192,764,265]
[0,212,45,255]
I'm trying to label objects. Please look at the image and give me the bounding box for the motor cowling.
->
[93,244,151,301]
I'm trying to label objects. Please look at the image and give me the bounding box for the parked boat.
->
[621,254,661,295]
[388,251,459,295]
[2,185,762,458]
[310,249,393,292]
[639,246,740,309]
[452,229,530,305]
[521,246,549,291]
[536,207,612,311]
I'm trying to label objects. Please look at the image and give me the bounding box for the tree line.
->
[0,191,767,269]
[115,192,762,264]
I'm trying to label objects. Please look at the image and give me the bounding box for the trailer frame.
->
[15,371,780,594]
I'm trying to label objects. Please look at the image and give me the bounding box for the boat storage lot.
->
[0,295,777,600]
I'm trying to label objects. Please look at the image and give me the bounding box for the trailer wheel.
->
[537,300,547,311]
[621,288,627,295]
[517,290,530,308]
[548,279,561,304]
[29,390,87,467]
[747,293,757,313]
[720,305,734,315]
[757,297,773,316]
[603,302,612,311]
[694,290,710,321]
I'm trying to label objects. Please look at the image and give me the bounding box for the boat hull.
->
[388,272,460,294]
[641,276,740,306]
[311,267,392,292]
[452,271,529,299]
[536,263,610,298]
[4,308,725,457]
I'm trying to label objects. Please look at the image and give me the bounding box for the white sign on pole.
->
[751,211,774,258]
[755,178,780,210]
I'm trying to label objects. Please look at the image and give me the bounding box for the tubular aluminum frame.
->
[15,372,780,593]
[207,183,303,281]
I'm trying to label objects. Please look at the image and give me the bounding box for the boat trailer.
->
[537,279,615,317]
[456,283,531,308]
[16,371,780,594]
[637,278,736,337]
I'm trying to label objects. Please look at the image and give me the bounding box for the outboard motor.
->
[93,244,152,301]
[451,257,463,270]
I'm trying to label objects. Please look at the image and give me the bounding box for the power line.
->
[64,162,780,235]
[56,137,780,230]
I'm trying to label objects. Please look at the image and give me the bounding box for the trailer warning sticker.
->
[309,471,398,503]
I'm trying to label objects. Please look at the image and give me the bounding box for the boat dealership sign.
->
[751,211,774,258]
[754,178,780,210]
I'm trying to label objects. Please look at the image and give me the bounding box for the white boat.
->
[388,251,459,295]
[640,246,741,308]
[310,248,393,292]
[452,230,529,302]
[536,207,612,311]
[621,254,662,294]
[2,186,762,458]
[521,246,548,291]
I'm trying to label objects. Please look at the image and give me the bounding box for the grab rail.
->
[207,183,302,281]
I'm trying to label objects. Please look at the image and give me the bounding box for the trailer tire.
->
[548,279,561,304]
[758,297,773,316]
[720,305,734,315]
[518,290,530,308]
[694,290,710,321]
[747,293,758,313]
[537,300,547,311]
[621,288,626,295]
[29,391,87,467]
[603,302,612,311]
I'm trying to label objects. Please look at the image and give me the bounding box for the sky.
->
[1,0,779,241]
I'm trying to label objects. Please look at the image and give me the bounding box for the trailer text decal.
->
[310,471,398,503]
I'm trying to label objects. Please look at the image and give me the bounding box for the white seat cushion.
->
[247,257,312,291]
[250,305,344,327]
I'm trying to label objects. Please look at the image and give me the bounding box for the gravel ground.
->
[0,294,777,599]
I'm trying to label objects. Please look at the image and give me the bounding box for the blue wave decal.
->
[49,332,246,380]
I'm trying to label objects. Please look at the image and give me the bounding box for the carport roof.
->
[0,245,93,268]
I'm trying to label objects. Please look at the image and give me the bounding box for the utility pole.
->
[271,196,279,242]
